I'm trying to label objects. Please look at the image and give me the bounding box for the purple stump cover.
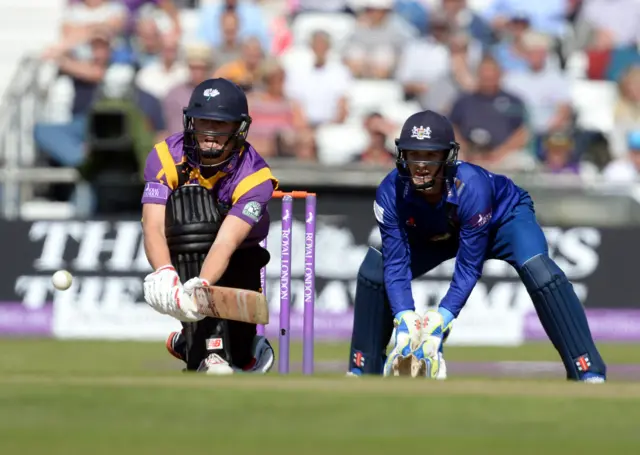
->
[303,195,316,375]
[279,196,293,374]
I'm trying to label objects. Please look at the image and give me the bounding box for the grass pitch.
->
[0,339,639,454]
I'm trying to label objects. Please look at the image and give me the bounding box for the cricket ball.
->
[52,270,73,291]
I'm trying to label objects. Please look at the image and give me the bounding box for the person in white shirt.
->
[285,31,352,127]
[603,131,640,183]
[134,32,189,99]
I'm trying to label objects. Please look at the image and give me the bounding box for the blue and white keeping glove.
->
[383,310,423,377]
[412,307,454,379]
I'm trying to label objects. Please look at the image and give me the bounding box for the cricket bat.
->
[184,285,269,325]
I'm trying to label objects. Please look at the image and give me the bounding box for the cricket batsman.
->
[141,78,278,375]
[347,110,607,383]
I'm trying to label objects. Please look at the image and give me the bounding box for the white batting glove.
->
[143,265,204,322]
[143,265,179,316]
[183,277,210,295]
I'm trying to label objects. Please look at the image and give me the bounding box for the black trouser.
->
[181,245,270,370]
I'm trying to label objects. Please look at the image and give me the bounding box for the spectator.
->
[135,32,189,99]
[449,56,531,170]
[539,131,598,178]
[396,11,453,105]
[502,31,573,155]
[480,0,569,38]
[56,0,127,59]
[162,43,215,134]
[353,112,396,166]
[126,16,163,68]
[440,0,495,47]
[217,10,243,67]
[197,0,271,53]
[579,0,640,50]
[214,37,264,92]
[35,32,112,168]
[343,0,419,79]
[578,0,640,81]
[285,31,352,127]
[421,30,482,114]
[603,130,640,183]
[490,12,531,72]
[246,59,312,159]
[120,0,182,37]
[397,12,482,111]
[609,65,640,160]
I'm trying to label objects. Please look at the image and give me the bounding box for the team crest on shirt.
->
[411,125,431,140]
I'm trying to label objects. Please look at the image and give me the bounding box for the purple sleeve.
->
[141,146,172,205]
[228,180,274,226]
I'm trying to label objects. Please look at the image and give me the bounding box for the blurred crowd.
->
[31,0,640,190]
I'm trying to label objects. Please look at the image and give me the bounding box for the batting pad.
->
[348,247,394,375]
[520,254,607,380]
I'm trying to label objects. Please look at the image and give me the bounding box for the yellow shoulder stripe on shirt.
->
[231,167,279,205]
[155,140,178,190]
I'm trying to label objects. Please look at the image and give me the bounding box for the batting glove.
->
[183,277,210,295]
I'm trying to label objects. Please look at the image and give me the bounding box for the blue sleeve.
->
[374,186,414,316]
[439,176,493,317]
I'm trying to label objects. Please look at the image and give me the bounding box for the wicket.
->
[258,190,317,375]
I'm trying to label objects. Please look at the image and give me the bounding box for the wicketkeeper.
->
[348,110,607,383]
[141,78,278,375]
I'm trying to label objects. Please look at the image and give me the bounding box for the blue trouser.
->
[408,195,549,276]
[33,115,87,167]
[349,195,606,380]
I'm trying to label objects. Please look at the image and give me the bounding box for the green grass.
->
[0,339,639,454]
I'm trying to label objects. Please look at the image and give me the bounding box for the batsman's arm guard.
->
[348,247,394,375]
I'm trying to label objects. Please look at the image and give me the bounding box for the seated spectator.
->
[603,130,640,183]
[397,11,482,111]
[285,31,351,128]
[35,32,112,168]
[197,0,271,53]
[609,65,640,159]
[480,0,569,38]
[162,43,215,134]
[246,59,312,159]
[343,0,419,79]
[120,0,182,37]
[502,31,573,156]
[579,0,640,50]
[217,10,243,67]
[578,0,640,81]
[421,30,482,114]
[491,12,531,72]
[440,0,495,48]
[135,32,189,99]
[112,15,162,68]
[449,56,532,170]
[352,112,396,166]
[396,11,453,105]
[213,37,264,92]
[539,131,598,178]
[55,0,127,60]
